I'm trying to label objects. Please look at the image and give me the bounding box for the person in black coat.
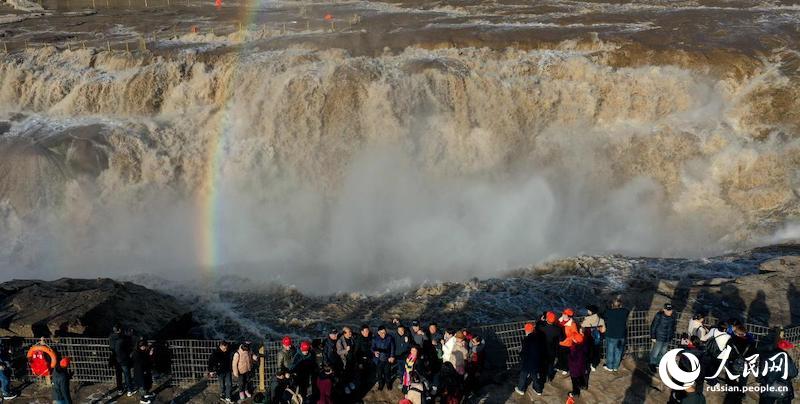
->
[52,357,73,404]
[290,341,317,399]
[515,323,543,396]
[757,329,798,404]
[208,341,233,403]
[323,329,342,373]
[353,325,374,394]
[132,340,154,400]
[538,311,564,383]
[393,325,412,381]
[109,325,134,394]
[371,326,396,391]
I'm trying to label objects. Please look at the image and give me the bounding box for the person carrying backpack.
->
[723,324,755,404]
[757,329,798,404]
[580,305,605,372]
[701,321,729,385]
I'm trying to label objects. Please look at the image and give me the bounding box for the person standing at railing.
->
[649,303,676,373]
[757,329,798,404]
[323,329,342,375]
[603,297,629,372]
[51,357,72,404]
[290,341,317,400]
[132,340,155,403]
[688,313,708,340]
[372,325,396,391]
[411,321,428,348]
[428,323,443,359]
[232,344,254,401]
[537,311,563,384]
[724,324,756,404]
[336,327,357,394]
[557,309,578,375]
[0,342,16,400]
[580,304,605,372]
[393,324,412,383]
[109,325,134,396]
[353,325,374,395]
[277,337,296,376]
[515,322,543,397]
[208,341,233,404]
[566,325,588,400]
[465,334,485,395]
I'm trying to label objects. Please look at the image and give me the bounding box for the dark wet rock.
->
[0,278,193,338]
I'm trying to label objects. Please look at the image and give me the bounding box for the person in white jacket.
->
[700,322,731,386]
[688,313,708,340]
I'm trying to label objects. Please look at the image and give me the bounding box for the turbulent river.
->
[0,0,799,292]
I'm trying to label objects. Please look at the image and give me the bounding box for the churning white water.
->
[0,44,798,291]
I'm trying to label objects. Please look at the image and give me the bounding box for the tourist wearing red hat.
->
[290,340,317,400]
[537,311,564,386]
[277,336,296,374]
[557,309,579,375]
[515,322,544,397]
[52,356,72,404]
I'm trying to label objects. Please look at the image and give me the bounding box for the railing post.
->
[258,345,266,392]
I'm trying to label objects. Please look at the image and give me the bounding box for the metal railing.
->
[2,310,799,387]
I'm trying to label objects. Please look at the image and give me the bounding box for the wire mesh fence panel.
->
[782,325,800,363]
[262,341,284,381]
[168,339,220,385]
[14,338,115,383]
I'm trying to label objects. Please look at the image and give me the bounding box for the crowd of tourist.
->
[206,320,487,404]
[1,297,799,404]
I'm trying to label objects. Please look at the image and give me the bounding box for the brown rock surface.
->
[650,255,800,327]
[0,278,193,338]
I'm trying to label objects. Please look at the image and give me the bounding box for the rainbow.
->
[195,2,259,277]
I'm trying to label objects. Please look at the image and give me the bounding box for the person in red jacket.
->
[566,326,588,400]
[556,308,577,374]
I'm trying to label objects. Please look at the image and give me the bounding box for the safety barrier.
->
[2,310,799,388]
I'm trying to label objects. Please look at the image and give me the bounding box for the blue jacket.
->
[371,335,395,364]
[52,367,72,403]
[650,311,676,342]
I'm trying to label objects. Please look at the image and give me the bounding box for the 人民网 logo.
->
[658,345,791,392]
[658,349,701,390]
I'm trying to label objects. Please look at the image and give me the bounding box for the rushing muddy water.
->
[0,0,799,291]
